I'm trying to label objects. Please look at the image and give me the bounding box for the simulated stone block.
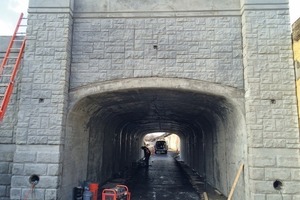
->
[47,164,61,176]
[37,153,60,163]
[277,156,300,168]
[266,194,291,200]
[45,189,57,200]
[14,152,36,163]
[0,152,14,162]
[24,164,47,175]
[249,155,276,167]
[291,169,300,180]
[0,163,9,174]
[292,195,300,200]
[283,182,300,194]
[11,176,29,188]
[12,164,24,175]
[250,180,275,193]
[10,188,21,200]
[0,186,6,196]
[22,188,45,200]
[265,168,291,180]
[36,176,58,188]
[252,193,266,200]
[0,175,11,184]
[249,167,265,180]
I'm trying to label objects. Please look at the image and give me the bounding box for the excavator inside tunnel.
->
[61,82,246,199]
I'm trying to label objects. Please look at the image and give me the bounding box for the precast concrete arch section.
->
[61,78,246,199]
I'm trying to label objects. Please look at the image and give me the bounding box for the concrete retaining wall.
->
[0,0,298,199]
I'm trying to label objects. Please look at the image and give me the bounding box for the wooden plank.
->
[227,163,244,200]
[203,192,209,200]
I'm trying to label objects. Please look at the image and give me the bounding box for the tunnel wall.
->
[66,78,246,199]
[61,110,89,200]
[180,102,246,198]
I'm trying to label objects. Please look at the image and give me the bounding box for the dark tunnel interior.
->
[61,87,246,199]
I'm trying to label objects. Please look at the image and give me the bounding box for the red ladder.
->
[0,13,27,121]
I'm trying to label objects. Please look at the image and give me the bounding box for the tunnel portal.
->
[0,0,298,199]
[62,78,246,199]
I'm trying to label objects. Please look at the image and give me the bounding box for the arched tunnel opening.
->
[61,81,246,199]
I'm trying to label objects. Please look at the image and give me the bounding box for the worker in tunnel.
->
[141,146,151,167]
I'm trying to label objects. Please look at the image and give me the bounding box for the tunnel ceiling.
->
[73,88,234,135]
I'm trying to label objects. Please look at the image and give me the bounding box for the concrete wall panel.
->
[74,0,240,13]
[71,17,243,90]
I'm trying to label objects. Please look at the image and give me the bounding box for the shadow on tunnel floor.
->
[100,151,226,200]
[126,152,201,200]
[175,159,227,200]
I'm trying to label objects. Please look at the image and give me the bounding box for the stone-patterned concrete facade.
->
[7,10,73,200]
[0,0,299,199]
[242,5,300,200]
[71,17,243,89]
[0,38,23,199]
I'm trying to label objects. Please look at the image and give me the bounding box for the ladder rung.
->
[22,17,28,19]
[19,25,27,26]
[0,13,24,121]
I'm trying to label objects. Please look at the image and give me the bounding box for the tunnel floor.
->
[127,152,201,200]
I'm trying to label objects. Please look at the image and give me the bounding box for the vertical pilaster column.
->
[241,0,300,199]
[10,0,73,199]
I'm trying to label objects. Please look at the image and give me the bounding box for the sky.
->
[0,0,29,35]
[0,0,299,35]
